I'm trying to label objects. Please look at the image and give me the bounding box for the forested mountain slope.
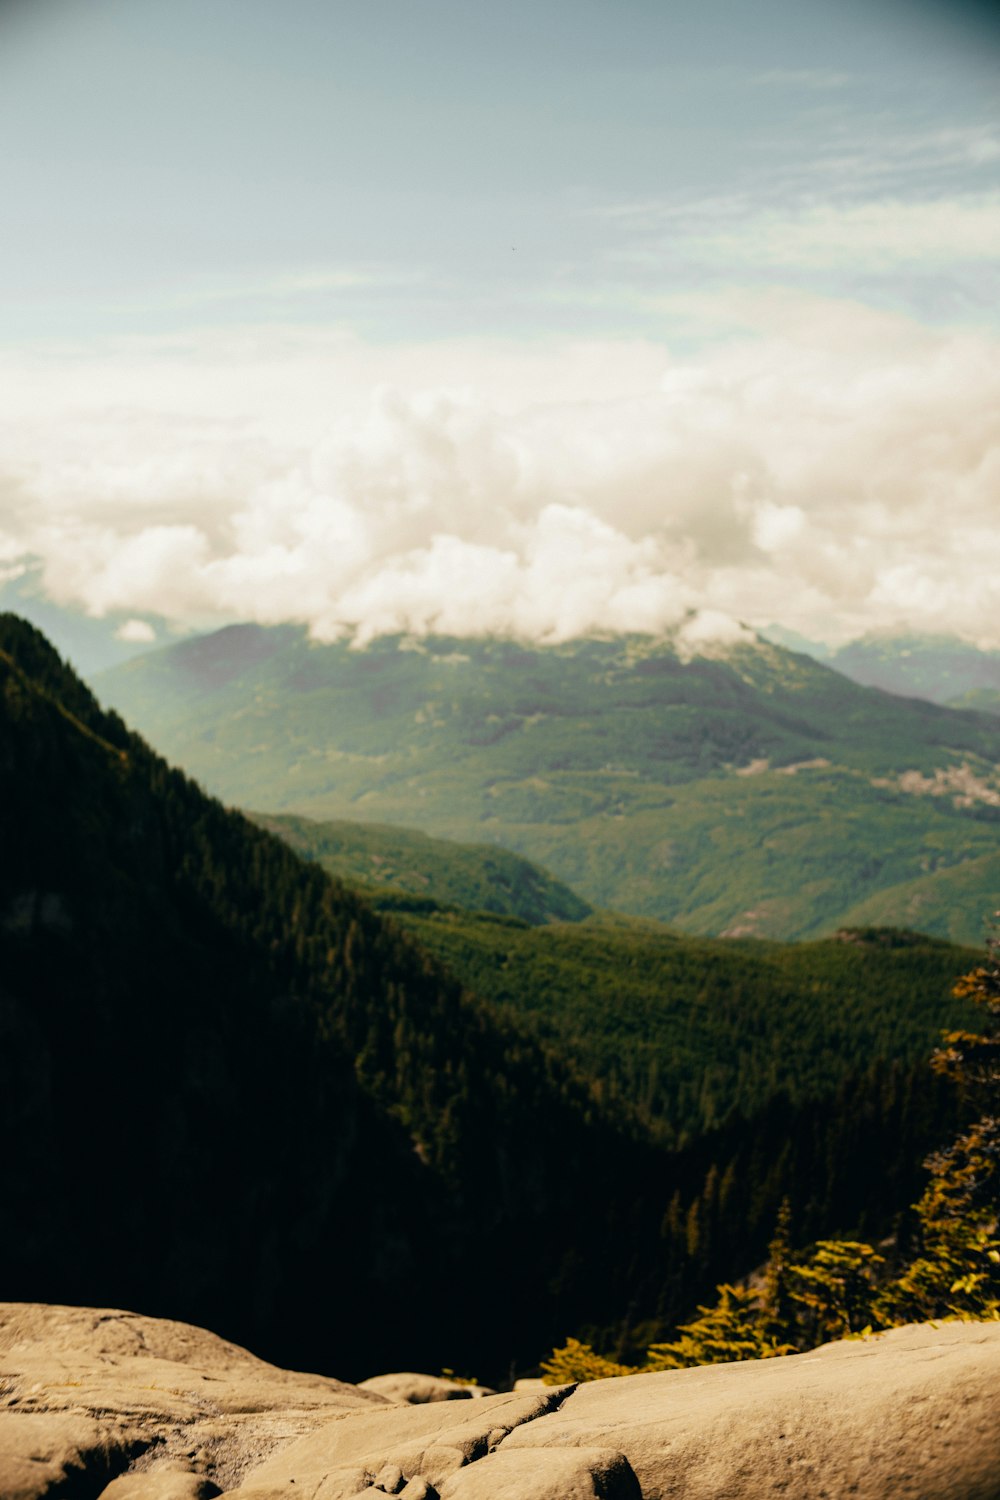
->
[0,614,666,1380]
[252,810,591,923]
[94,626,1000,941]
[380,903,980,1142]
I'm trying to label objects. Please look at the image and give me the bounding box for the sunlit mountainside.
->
[251,811,591,924]
[95,624,1000,944]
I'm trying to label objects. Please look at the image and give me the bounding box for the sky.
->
[0,0,998,669]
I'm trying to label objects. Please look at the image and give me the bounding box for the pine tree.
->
[881,924,1000,1322]
[540,1337,638,1384]
[645,1283,795,1369]
[760,1197,798,1345]
[786,1240,884,1340]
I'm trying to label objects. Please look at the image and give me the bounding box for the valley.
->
[2,611,989,1380]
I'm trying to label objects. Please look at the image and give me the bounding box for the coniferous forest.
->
[1,613,994,1385]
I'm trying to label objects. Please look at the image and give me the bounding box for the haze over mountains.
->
[95,623,1000,945]
[764,626,1000,715]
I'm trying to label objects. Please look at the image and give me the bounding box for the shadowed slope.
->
[0,616,665,1380]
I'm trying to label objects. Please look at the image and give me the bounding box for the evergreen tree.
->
[786,1240,885,1340]
[881,924,1000,1322]
[645,1284,795,1369]
[760,1197,797,1344]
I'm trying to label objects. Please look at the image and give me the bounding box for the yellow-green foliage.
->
[878,938,1000,1324]
[786,1240,885,1340]
[540,1337,639,1384]
[646,1284,796,1370]
[439,1367,481,1387]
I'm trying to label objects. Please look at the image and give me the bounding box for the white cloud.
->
[115,618,156,643]
[1,302,999,649]
[610,193,1000,273]
[708,195,1000,270]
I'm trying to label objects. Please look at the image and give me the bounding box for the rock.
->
[0,1303,385,1500]
[357,1375,495,1405]
[0,1411,136,1500]
[372,1461,405,1491]
[501,1320,1000,1499]
[437,1446,640,1498]
[3,1306,999,1500]
[100,1467,222,1500]
[229,1387,568,1497]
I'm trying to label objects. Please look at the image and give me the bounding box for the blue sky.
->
[3,0,997,342]
[0,0,998,666]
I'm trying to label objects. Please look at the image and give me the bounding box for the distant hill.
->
[94,625,1000,942]
[763,626,1000,716]
[828,632,1000,711]
[837,851,1000,943]
[759,623,833,662]
[252,811,591,924]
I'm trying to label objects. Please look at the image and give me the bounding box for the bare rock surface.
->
[2,1305,999,1500]
[228,1385,574,1497]
[502,1320,1000,1499]
[0,1303,386,1499]
[356,1375,495,1405]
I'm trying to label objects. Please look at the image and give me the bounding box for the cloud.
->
[1,302,1000,649]
[611,192,1000,273]
[704,195,1000,270]
[115,618,157,643]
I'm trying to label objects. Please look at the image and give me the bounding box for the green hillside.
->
[252,811,591,923]
[94,626,1000,940]
[382,903,980,1142]
[838,852,1000,943]
[947,687,1000,716]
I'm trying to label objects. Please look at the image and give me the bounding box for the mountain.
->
[252,811,591,924]
[93,625,1000,942]
[3,613,980,1379]
[827,632,1000,712]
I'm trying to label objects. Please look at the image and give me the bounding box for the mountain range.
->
[94,624,1000,944]
[1,613,981,1379]
[764,626,1000,715]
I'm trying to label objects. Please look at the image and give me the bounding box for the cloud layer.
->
[2,297,999,649]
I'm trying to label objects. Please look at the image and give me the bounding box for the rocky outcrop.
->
[0,1303,385,1499]
[2,1304,999,1500]
[356,1375,495,1404]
